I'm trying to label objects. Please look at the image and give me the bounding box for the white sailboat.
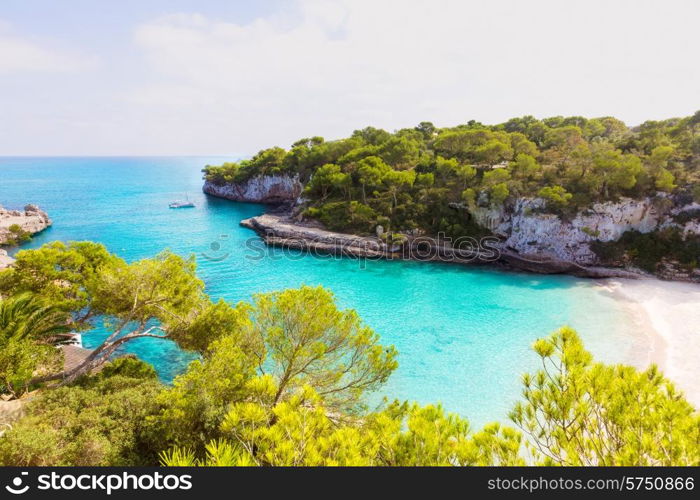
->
[169,193,195,208]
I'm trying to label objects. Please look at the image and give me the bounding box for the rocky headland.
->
[206,175,700,282]
[0,204,52,269]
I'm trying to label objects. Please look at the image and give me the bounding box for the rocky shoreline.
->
[204,174,699,282]
[240,213,648,279]
[0,204,52,269]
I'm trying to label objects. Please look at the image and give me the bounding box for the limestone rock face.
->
[203,175,303,204]
[0,204,52,248]
[468,196,698,266]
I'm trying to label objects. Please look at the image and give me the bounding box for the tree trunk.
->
[30,329,168,387]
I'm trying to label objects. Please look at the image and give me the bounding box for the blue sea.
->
[0,157,645,426]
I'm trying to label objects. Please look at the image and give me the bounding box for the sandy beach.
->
[598,278,700,408]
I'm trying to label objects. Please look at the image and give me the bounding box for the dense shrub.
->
[0,359,162,466]
[592,228,700,272]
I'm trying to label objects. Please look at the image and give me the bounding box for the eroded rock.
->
[203,175,303,204]
[0,204,52,248]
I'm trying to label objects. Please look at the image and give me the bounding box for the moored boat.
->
[169,194,195,208]
[169,200,195,208]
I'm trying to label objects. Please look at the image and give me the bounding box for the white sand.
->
[599,278,700,408]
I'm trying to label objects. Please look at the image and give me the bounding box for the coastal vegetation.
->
[0,243,698,466]
[2,225,32,247]
[0,293,66,396]
[592,227,700,273]
[204,112,700,272]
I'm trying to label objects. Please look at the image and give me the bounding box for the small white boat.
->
[169,201,195,209]
[169,194,195,208]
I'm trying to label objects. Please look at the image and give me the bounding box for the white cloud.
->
[1,0,698,155]
[127,0,700,155]
[0,22,97,74]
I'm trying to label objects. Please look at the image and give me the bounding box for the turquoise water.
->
[0,157,644,426]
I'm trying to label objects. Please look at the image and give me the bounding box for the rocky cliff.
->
[469,196,699,266]
[203,175,303,204]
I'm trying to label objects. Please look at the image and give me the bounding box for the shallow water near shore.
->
[1,157,650,426]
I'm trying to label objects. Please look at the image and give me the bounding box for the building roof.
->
[59,345,95,373]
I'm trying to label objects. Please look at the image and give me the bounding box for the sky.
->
[0,0,698,156]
